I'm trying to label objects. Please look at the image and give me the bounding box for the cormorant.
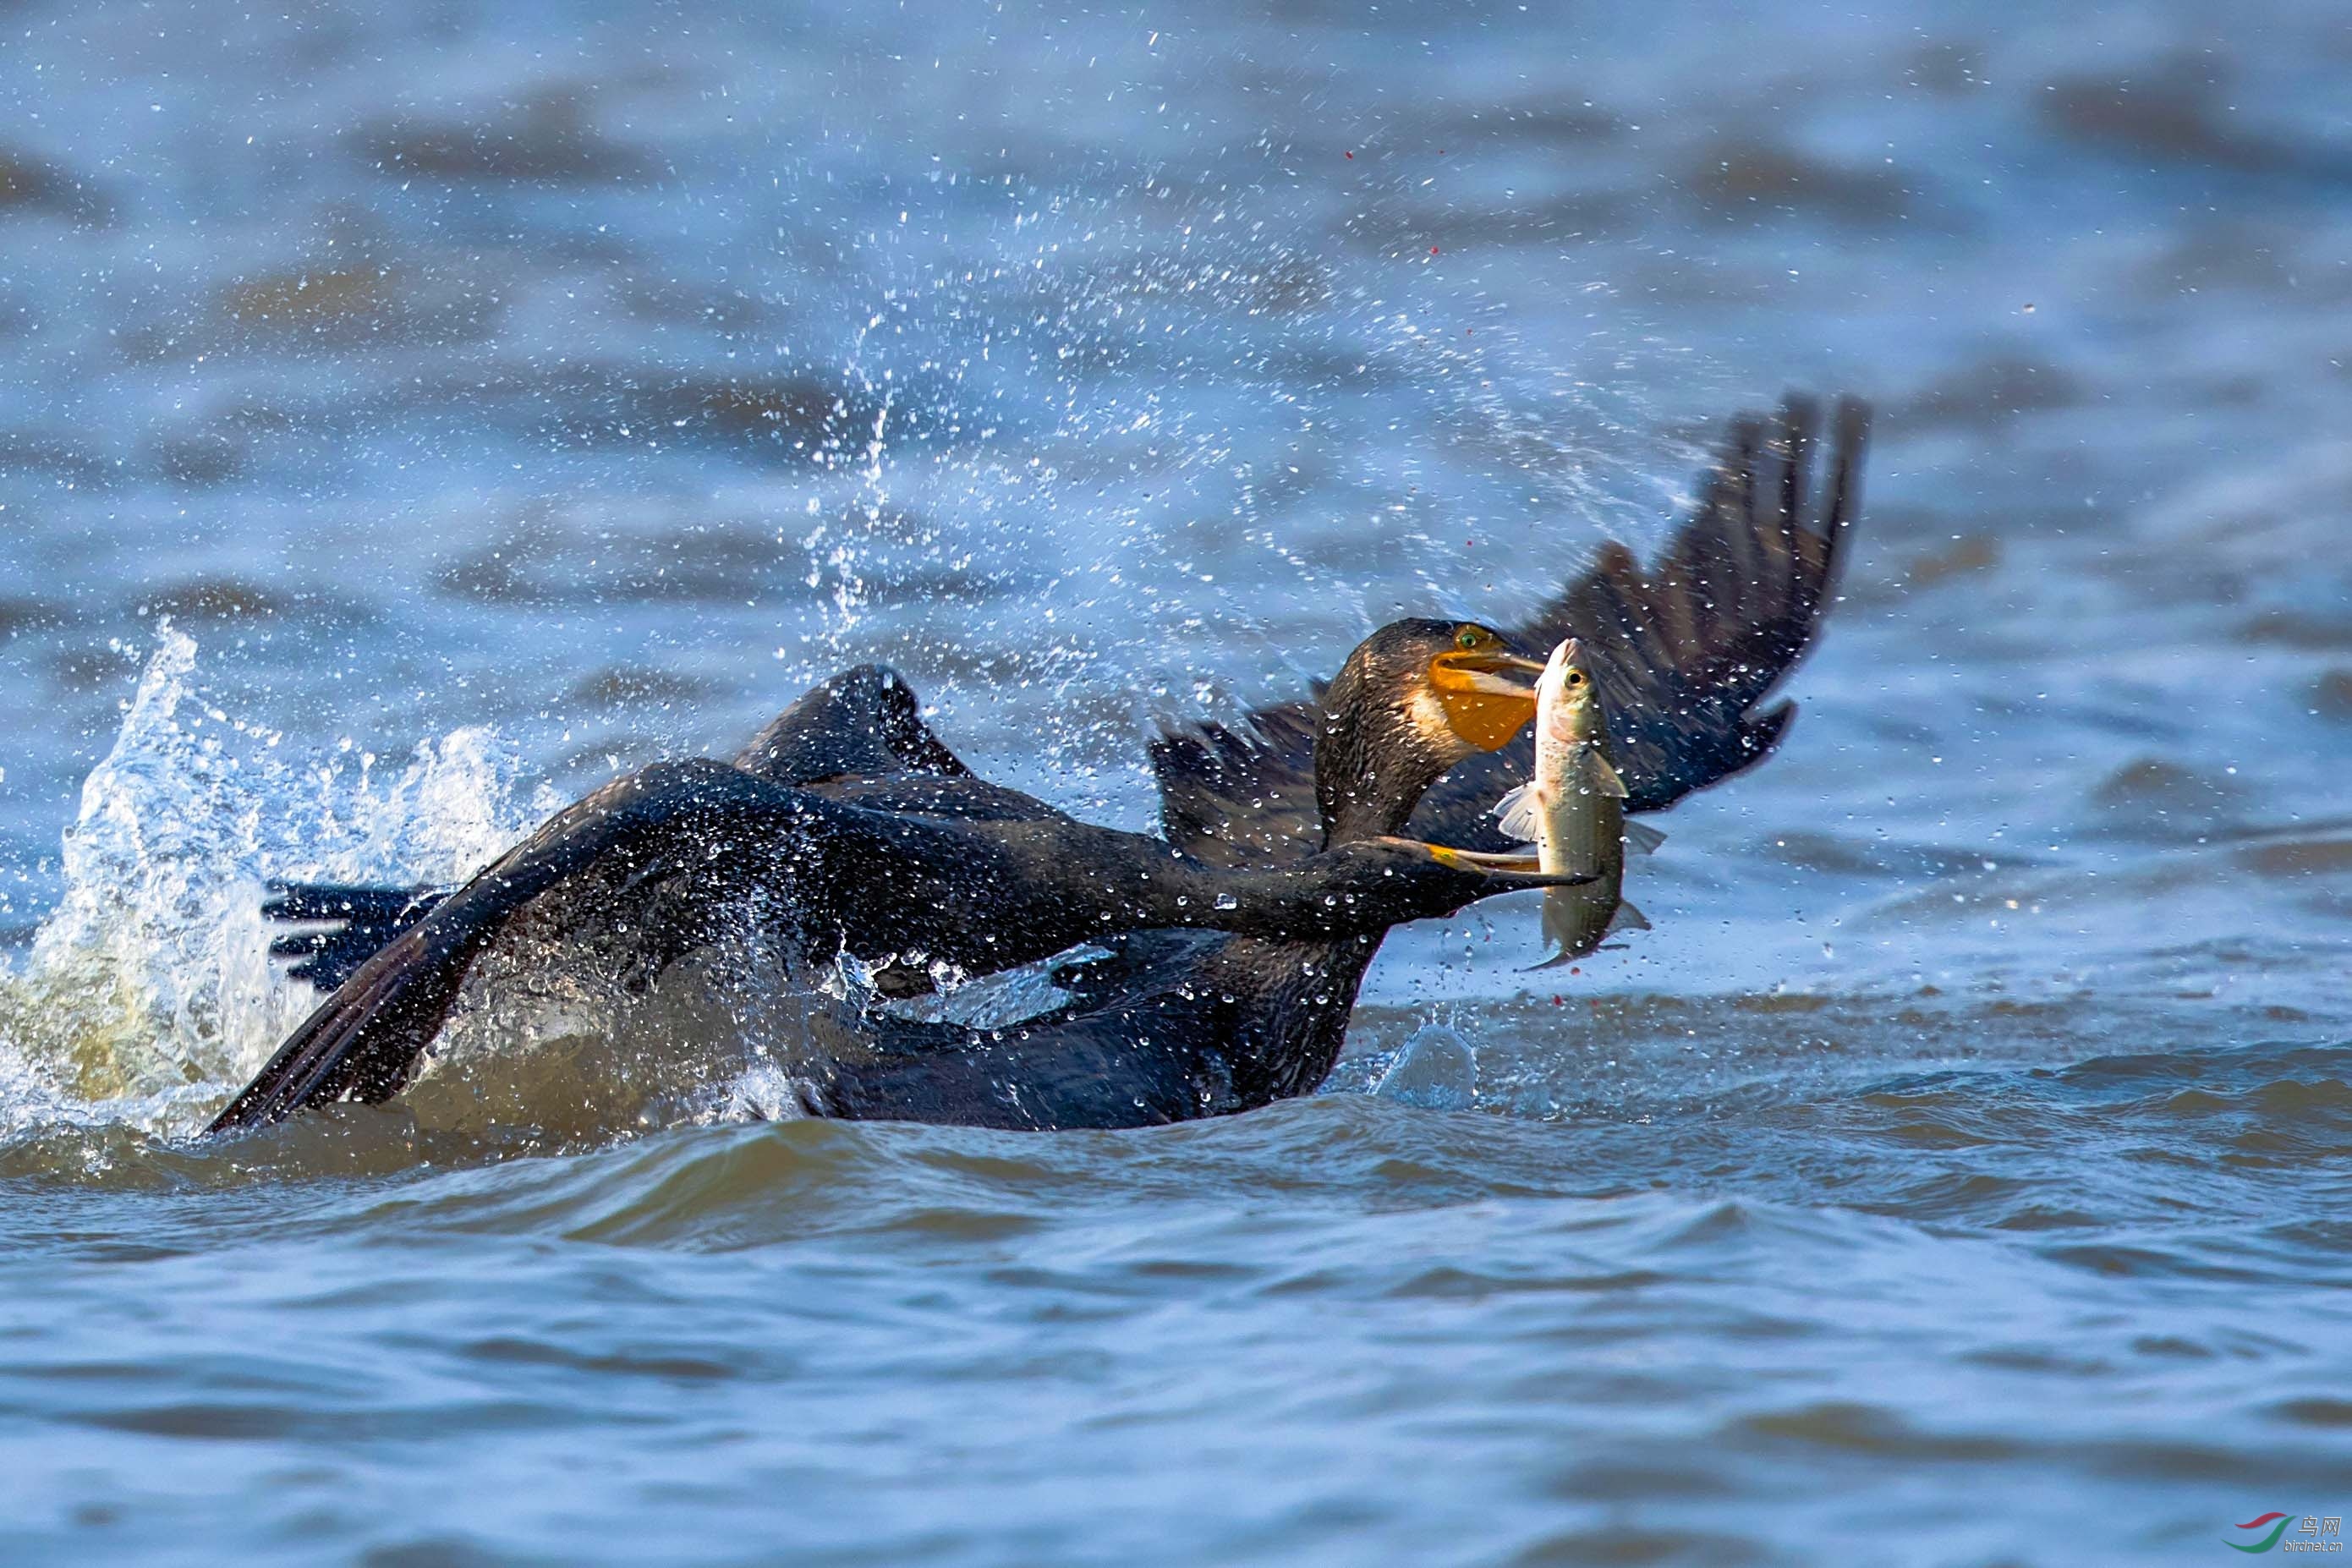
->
[803,618,1573,1127]
[204,623,1569,1133]
[1151,395,1869,862]
[218,393,1867,1134]
[806,395,1871,1128]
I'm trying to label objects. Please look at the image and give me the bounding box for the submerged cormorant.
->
[217,393,1867,1135]
[205,623,1570,1133]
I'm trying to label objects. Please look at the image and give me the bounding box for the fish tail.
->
[1536,889,1601,968]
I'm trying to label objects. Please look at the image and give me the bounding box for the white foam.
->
[0,626,542,1127]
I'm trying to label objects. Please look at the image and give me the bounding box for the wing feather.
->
[1149,700,1326,869]
[1154,396,1869,863]
[206,759,768,1134]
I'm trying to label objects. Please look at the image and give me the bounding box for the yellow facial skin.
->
[1426,626,1547,752]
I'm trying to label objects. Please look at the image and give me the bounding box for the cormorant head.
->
[1313,618,1545,845]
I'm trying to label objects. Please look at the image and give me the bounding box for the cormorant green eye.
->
[1456,628,1481,650]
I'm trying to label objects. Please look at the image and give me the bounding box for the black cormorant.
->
[1151,395,1869,862]
[807,396,1872,1128]
[217,394,1867,1134]
[204,623,1567,1133]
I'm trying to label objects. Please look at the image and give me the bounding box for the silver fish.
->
[1490,638,1660,968]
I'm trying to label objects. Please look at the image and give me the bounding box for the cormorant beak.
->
[1426,648,1547,751]
[1415,842,1598,887]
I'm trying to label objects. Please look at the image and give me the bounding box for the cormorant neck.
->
[1311,661,1459,847]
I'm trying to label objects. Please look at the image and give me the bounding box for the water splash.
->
[1371,1022,1479,1110]
[0,627,543,1127]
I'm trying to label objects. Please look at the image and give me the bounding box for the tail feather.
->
[263,880,447,992]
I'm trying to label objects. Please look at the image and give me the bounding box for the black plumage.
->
[206,639,1568,1135]
[219,396,1870,1135]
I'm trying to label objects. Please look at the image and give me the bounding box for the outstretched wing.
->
[206,759,775,1134]
[1148,699,1327,869]
[1154,396,1870,865]
[733,662,973,785]
[737,661,1076,825]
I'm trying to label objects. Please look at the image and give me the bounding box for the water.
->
[3,0,2350,1561]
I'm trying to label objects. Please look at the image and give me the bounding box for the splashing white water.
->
[0,626,546,1123]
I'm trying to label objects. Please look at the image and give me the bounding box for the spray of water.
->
[0,625,543,1131]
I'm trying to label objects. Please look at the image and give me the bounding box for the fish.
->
[1489,637,1662,968]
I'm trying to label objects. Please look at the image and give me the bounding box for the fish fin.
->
[1535,886,1604,969]
[1489,781,1544,842]
[1575,748,1630,799]
[1606,900,1651,935]
[1521,951,1576,972]
[1622,820,1666,855]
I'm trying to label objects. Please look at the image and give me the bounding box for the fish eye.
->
[1565,672,1584,686]
[1456,628,1482,650]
